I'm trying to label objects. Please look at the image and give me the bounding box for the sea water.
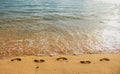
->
[0,0,120,58]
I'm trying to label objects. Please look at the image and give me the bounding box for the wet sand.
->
[0,27,120,59]
[0,54,120,74]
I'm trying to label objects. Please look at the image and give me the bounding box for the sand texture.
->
[0,54,120,74]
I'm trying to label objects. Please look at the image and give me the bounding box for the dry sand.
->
[0,54,120,74]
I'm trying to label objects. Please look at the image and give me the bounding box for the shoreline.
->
[0,54,120,74]
[0,53,119,60]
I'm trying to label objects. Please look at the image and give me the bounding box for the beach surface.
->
[0,54,120,74]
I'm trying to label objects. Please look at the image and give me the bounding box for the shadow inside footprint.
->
[11,58,22,62]
[36,66,39,69]
[80,61,91,64]
[56,57,68,61]
[40,59,45,63]
[34,60,39,63]
[100,58,110,61]
[34,59,45,63]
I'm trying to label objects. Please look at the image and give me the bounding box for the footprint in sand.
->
[80,61,91,64]
[11,58,22,62]
[34,59,45,63]
[56,57,68,61]
[100,58,110,61]
[36,66,39,69]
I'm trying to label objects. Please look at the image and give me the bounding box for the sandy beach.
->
[0,54,120,74]
[0,0,120,74]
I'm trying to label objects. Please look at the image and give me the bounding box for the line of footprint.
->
[10,57,110,63]
[10,57,110,69]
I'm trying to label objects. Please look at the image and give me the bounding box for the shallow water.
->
[0,0,120,58]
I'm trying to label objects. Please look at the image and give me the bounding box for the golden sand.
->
[0,54,120,74]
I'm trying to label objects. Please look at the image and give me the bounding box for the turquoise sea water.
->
[0,0,120,57]
[0,0,119,19]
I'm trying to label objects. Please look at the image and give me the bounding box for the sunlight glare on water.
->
[97,0,120,4]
